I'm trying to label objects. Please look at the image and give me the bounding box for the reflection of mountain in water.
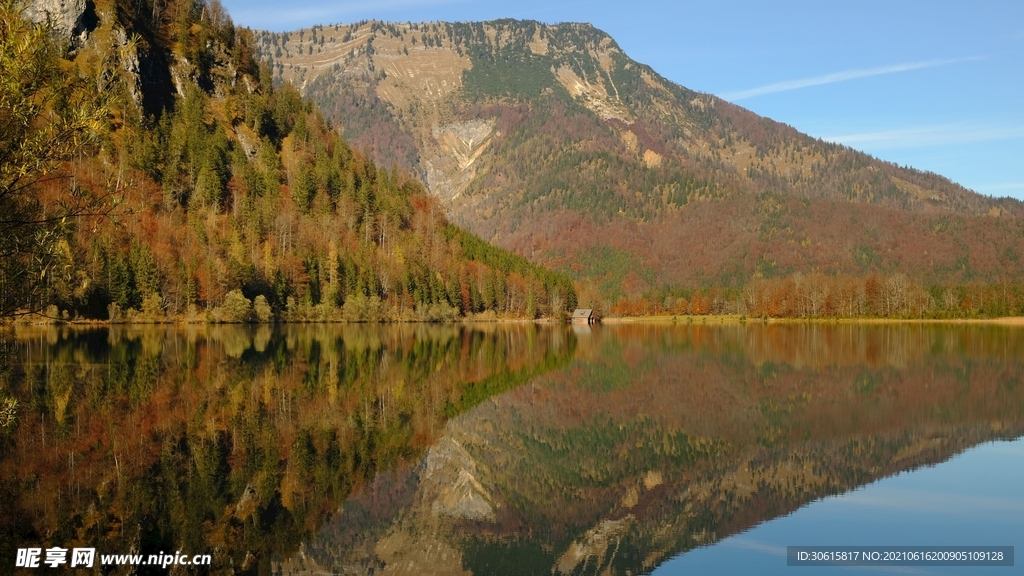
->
[0,324,574,574]
[289,324,1024,576]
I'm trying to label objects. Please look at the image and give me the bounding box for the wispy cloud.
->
[822,124,1024,149]
[720,537,787,557]
[721,57,984,101]
[977,182,1024,194]
[839,487,1024,514]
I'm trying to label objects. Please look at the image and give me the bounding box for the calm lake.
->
[1,323,1022,575]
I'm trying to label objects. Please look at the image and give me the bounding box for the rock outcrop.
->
[25,0,96,50]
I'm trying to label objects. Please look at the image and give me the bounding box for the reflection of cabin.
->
[571,308,597,325]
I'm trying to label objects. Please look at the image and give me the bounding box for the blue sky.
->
[222,0,1024,200]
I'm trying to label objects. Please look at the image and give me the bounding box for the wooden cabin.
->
[571,308,596,325]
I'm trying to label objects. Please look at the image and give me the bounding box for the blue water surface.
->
[653,438,1024,576]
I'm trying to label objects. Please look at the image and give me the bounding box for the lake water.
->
[1,323,1021,575]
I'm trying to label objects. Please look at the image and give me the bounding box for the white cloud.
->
[719,537,787,557]
[721,57,984,101]
[822,124,1024,150]
[975,182,1024,194]
[838,487,1024,515]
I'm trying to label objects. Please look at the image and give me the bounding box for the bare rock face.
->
[25,0,96,50]
[419,436,496,522]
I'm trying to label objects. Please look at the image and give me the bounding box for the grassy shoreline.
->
[6,314,1024,328]
[601,314,1024,326]
[1,316,565,328]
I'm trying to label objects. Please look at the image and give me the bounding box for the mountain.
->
[4,4,574,321]
[255,20,1024,304]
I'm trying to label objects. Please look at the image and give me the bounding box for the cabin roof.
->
[572,308,593,318]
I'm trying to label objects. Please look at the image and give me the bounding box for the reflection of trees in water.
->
[597,323,1024,370]
[295,324,1024,576]
[0,324,574,573]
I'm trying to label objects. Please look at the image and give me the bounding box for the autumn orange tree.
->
[0,0,110,317]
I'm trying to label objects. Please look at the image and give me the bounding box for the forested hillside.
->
[259,19,1024,313]
[0,1,574,322]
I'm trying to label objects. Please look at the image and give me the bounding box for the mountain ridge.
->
[255,19,1024,303]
